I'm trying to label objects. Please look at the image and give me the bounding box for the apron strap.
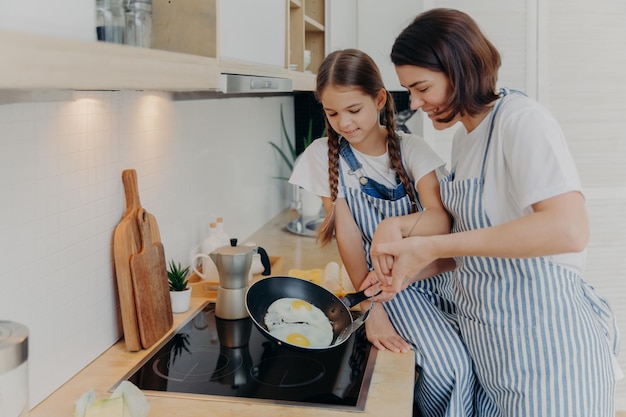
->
[479,88,528,178]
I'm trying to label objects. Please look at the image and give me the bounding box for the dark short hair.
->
[391,8,501,122]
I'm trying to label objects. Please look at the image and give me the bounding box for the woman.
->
[289,49,481,417]
[368,8,621,417]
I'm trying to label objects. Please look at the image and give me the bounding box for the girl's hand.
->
[360,271,395,302]
[362,302,412,353]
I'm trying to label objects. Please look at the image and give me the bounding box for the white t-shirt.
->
[289,131,446,199]
[451,92,586,273]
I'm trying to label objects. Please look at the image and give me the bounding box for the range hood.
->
[172,73,294,100]
[220,73,293,94]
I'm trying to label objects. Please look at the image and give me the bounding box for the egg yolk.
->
[286,333,310,347]
[291,299,312,311]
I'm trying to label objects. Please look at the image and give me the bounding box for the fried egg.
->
[264,298,333,348]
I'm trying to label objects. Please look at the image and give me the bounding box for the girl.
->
[290,48,481,417]
[369,8,621,417]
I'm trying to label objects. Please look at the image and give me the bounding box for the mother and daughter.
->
[289,8,620,417]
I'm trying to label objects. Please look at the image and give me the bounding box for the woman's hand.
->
[368,216,404,276]
[368,215,408,286]
[371,235,438,293]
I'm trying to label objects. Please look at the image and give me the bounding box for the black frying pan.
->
[245,276,371,351]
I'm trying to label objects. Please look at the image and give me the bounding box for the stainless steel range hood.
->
[220,74,293,94]
[172,73,294,100]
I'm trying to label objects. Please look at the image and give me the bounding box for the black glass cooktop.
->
[115,302,376,411]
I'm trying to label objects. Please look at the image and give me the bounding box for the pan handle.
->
[340,287,381,308]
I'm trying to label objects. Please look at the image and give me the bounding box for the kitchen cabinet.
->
[153,0,286,68]
[356,0,425,91]
[323,0,430,90]
[288,0,326,74]
[0,0,93,41]
[220,0,286,67]
[326,0,357,52]
[0,0,325,94]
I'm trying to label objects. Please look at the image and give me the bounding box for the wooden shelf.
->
[304,16,324,32]
[0,29,221,92]
[288,0,325,75]
[0,29,316,93]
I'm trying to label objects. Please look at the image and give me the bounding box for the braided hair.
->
[315,49,418,246]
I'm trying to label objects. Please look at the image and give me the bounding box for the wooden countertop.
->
[30,210,415,417]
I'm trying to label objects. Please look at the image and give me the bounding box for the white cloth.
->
[451,93,585,274]
[289,131,446,199]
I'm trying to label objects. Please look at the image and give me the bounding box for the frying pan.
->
[245,276,373,351]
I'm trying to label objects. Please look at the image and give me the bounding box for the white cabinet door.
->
[326,0,358,52]
[356,0,426,91]
[326,0,424,90]
[219,0,286,67]
[0,0,94,41]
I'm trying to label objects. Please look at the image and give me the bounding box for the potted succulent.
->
[167,260,192,313]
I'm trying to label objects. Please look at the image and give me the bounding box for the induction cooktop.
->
[113,302,377,411]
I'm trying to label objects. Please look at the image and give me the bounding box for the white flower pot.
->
[170,287,192,313]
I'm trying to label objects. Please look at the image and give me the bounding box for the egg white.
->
[264,298,333,348]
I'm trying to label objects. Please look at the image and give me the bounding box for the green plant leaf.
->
[269,103,317,180]
[279,104,297,162]
[268,141,294,172]
[167,259,190,291]
[304,118,314,148]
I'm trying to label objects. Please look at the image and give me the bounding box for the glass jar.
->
[125,0,152,48]
[96,0,126,44]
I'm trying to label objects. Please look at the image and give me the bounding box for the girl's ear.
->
[376,88,387,110]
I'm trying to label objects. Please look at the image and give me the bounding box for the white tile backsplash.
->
[0,91,293,407]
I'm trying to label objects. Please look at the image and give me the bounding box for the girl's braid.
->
[316,120,341,246]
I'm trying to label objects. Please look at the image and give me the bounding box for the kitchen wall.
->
[2,0,625,412]
[0,91,294,407]
[543,0,626,409]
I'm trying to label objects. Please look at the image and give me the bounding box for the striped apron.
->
[339,140,482,417]
[439,89,620,416]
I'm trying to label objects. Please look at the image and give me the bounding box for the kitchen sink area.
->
[284,184,325,237]
[286,215,323,237]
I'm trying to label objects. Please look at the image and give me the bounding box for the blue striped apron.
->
[440,89,620,416]
[339,140,482,417]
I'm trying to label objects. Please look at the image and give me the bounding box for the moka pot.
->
[210,243,253,319]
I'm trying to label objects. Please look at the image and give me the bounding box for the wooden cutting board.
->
[130,208,173,349]
[112,169,162,351]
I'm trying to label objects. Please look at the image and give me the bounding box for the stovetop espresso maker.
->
[210,240,253,320]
